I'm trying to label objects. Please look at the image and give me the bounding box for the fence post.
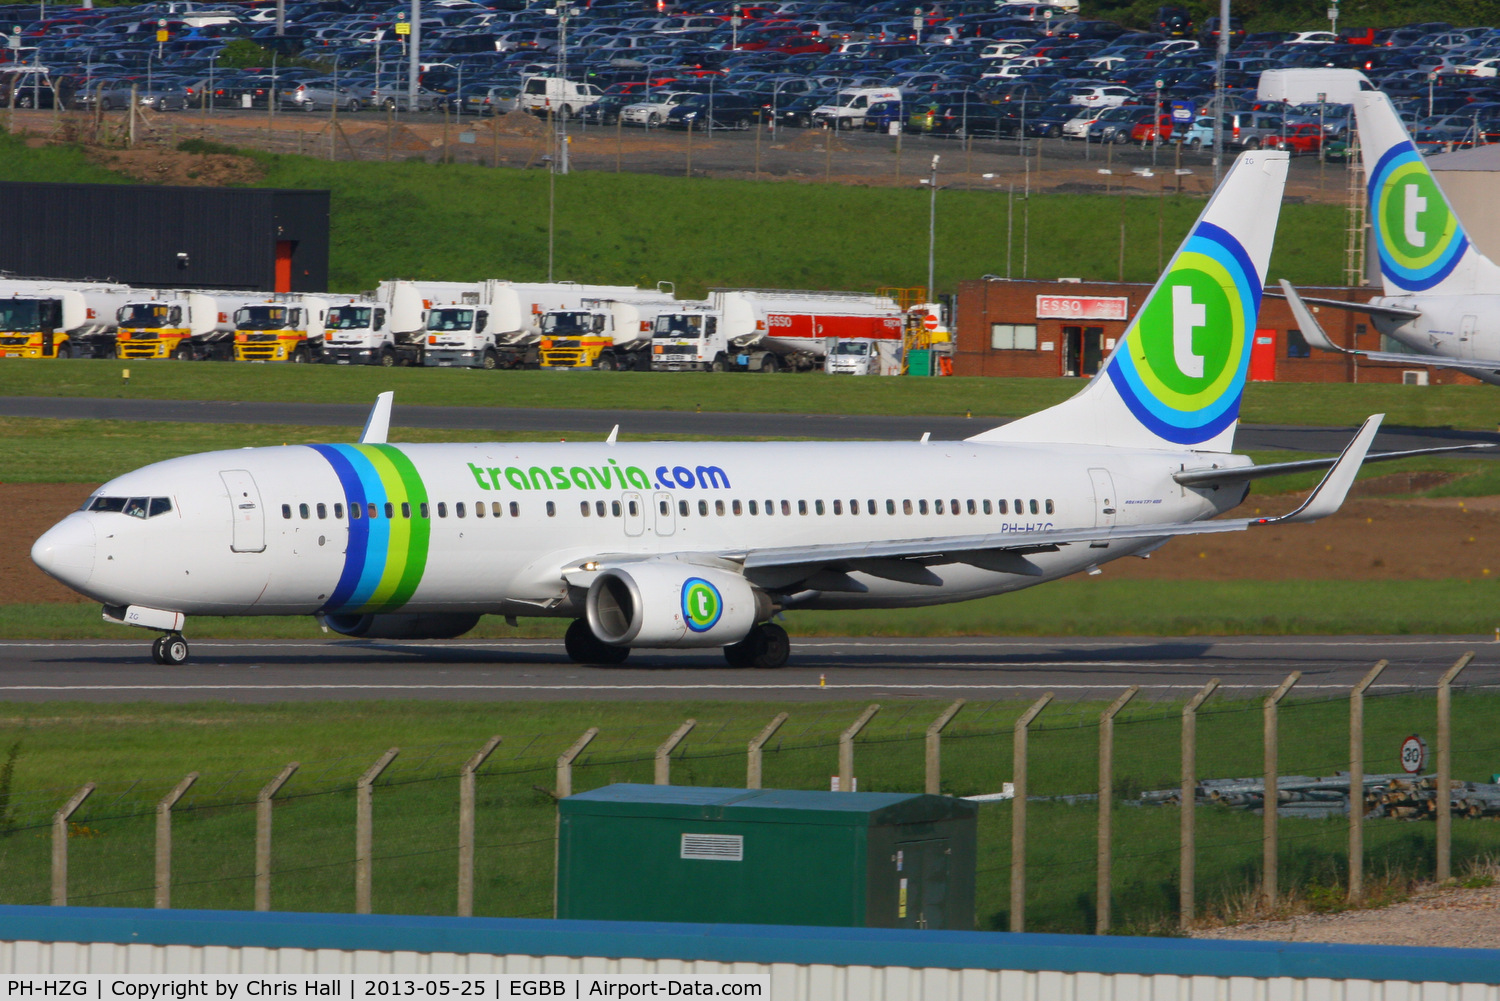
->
[458,736,502,918]
[1263,672,1300,911]
[51,784,95,907]
[355,747,400,915]
[839,705,881,792]
[557,728,598,798]
[655,720,697,786]
[747,713,789,789]
[1436,652,1474,881]
[1180,679,1218,930]
[1011,692,1053,933]
[154,772,199,909]
[1096,686,1138,935]
[255,762,299,912]
[925,700,966,795]
[1348,660,1387,903]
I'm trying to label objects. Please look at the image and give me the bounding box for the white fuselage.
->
[37,440,1246,621]
[1371,294,1500,386]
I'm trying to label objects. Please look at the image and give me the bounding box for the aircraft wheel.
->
[160,633,189,665]
[151,635,167,665]
[726,622,790,669]
[563,619,629,665]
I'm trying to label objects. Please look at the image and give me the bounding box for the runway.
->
[1,636,1491,703]
[3,396,1498,453]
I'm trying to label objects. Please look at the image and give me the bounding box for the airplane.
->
[1279,90,1500,384]
[29,150,1475,669]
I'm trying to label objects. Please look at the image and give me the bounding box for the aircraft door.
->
[220,469,267,553]
[623,491,645,537]
[1460,314,1477,358]
[1088,467,1117,529]
[653,491,676,536]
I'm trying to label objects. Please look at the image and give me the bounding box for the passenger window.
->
[1014,499,1023,514]
[866,499,876,515]
[966,499,976,515]
[998,499,1008,514]
[903,500,913,515]
[351,504,362,520]
[597,501,607,518]
[934,500,944,515]
[368,503,379,520]
[150,498,173,517]
[456,502,466,518]
[765,500,775,516]
[780,500,790,516]
[849,499,858,515]
[699,500,709,516]
[384,502,394,519]
[546,501,556,517]
[510,502,520,517]
[679,500,690,517]
[1030,499,1039,514]
[335,503,345,519]
[316,503,327,519]
[612,500,622,517]
[797,500,807,515]
[282,504,292,519]
[437,502,447,518]
[814,500,824,515]
[401,502,411,519]
[420,502,430,519]
[833,499,843,515]
[885,499,895,515]
[749,500,759,515]
[983,500,992,514]
[715,500,725,516]
[580,501,590,516]
[299,503,310,519]
[919,499,929,515]
[659,499,670,515]
[732,499,742,515]
[1046,499,1055,514]
[493,502,502,517]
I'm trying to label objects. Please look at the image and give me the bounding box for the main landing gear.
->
[723,622,790,669]
[151,632,190,666]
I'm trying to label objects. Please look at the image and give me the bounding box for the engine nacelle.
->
[321,612,481,639]
[586,562,769,648]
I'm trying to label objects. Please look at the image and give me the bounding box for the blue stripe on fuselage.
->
[337,446,391,611]
[310,444,375,612]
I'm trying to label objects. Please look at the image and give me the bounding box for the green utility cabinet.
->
[556,784,977,929]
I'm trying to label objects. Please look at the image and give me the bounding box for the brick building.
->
[953,278,1477,385]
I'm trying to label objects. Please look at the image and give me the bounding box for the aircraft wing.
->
[1280,280,1500,375]
[571,417,1384,590]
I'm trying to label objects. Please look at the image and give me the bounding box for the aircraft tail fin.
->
[969,150,1288,453]
[1357,91,1500,296]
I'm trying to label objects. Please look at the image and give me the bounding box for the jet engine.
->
[586,563,770,648]
[321,612,482,639]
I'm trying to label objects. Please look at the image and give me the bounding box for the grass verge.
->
[0,692,1495,933]
[6,579,1498,639]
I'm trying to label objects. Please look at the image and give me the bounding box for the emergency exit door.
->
[1088,468,1116,530]
[220,470,266,553]
[622,491,645,537]
[653,491,675,536]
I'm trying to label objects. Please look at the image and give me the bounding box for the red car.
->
[1129,113,1174,144]
[1269,122,1325,155]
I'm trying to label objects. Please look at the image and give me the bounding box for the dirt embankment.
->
[9,481,1498,605]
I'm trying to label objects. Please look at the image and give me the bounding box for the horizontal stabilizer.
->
[1261,414,1381,524]
[1175,442,1494,488]
[1264,287,1423,322]
[1281,281,1500,374]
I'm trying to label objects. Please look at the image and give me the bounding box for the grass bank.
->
[7,579,1497,639]
[4,366,1500,430]
[0,693,1495,932]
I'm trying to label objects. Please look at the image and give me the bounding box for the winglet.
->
[360,391,394,445]
[1264,414,1382,524]
[1278,280,1349,355]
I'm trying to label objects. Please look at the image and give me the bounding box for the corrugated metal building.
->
[954,278,1477,385]
[0,182,329,293]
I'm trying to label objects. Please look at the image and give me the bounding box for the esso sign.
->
[923,314,939,331]
[1400,734,1428,774]
[766,314,794,328]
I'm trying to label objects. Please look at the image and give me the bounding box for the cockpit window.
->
[87,496,173,518]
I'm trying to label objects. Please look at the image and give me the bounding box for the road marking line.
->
[0,682,1432,692]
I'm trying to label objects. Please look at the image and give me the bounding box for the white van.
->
[811,87,901,128]
[1257,68,1372,105]
[520,76,603,115]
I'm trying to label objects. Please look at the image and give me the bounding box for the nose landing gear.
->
[151,633,190,666]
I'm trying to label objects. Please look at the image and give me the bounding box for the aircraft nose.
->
[31,515,97,591]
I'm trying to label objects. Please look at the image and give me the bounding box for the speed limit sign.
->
[1400,734,1428,774]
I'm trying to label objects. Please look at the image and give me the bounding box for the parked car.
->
[664,92,759,129]
[280,77,362,112]
[1129,111,1173,143]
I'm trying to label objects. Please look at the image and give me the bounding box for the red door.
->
[274,241,294,293]
[1249,329,1277,381]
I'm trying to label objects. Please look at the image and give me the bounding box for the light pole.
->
[1211,0,1228,182]
[926,153,940,306]
[731,3,741,51]
[408,0,421,115]
[548,2,579,174]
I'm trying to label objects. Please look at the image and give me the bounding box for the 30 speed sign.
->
[1400,734,1428,774]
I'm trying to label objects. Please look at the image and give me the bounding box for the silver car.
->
[619,90,697,127]
[281,77,363,112]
